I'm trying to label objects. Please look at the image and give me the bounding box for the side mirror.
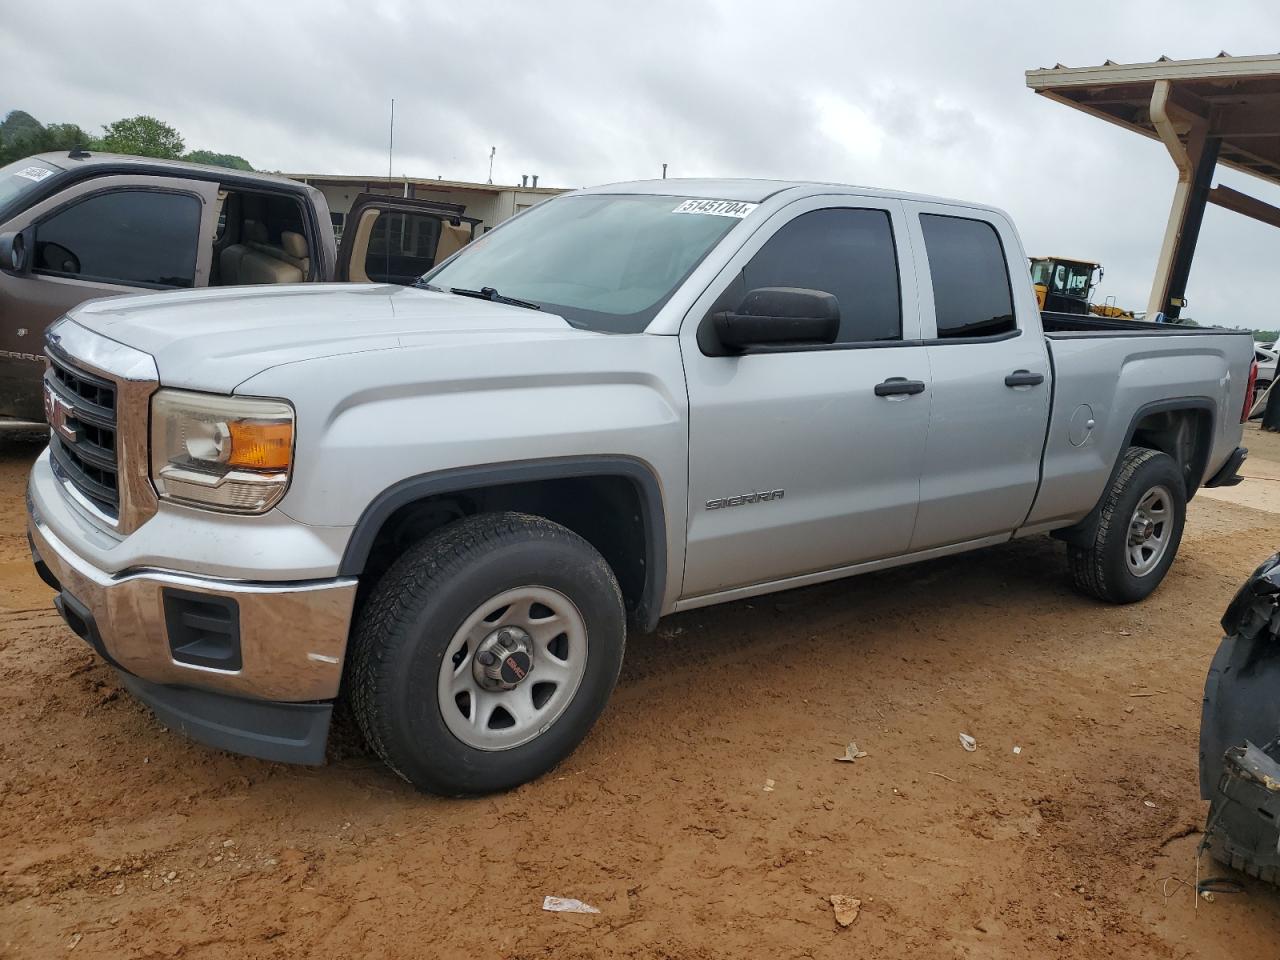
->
[712,287,840,353]
[0,229,30,276]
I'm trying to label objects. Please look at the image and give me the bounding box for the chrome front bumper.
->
[27,500,357,705]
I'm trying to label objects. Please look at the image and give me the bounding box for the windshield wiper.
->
[447,286,542,311]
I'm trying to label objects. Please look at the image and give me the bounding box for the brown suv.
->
[0,151,478,421]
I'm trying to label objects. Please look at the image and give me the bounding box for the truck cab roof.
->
[575,177,1007,215]
[25,151,309,190]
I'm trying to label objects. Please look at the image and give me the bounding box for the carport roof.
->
[1025,53,1280,187]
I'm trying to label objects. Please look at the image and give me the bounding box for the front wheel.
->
[1068,447,1186,603]
[347,512,626,795]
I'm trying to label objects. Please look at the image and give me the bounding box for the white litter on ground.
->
[542,896,600,914]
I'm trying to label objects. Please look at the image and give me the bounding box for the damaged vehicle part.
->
[1200,553,1280,884]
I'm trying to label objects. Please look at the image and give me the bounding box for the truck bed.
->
[1041,311,1249,338]
[1022,317,1254,534]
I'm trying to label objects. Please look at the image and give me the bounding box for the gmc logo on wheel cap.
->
[501,653,530,684]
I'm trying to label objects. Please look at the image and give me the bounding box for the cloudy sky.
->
[3,0,1278,326]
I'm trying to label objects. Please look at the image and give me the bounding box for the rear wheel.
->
[1068,447,1186,603]
[347,512,626,795]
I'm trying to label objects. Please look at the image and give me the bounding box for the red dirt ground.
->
[2,423,1279,958]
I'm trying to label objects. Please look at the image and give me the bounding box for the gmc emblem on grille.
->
[43,384,78,444]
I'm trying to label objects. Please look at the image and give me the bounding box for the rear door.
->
[0,174,218,419]
[901,202,1051,550]
[680,196,932,599]
[336,193,479,284]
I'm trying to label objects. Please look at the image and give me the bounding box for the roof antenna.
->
[487,146,495,185]
[386,98,395,181]
[385,98,394,283]
[68,145,90,160]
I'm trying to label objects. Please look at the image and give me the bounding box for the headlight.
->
[150,389,294,514]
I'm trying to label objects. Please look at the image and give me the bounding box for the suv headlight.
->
[150,389,294,514]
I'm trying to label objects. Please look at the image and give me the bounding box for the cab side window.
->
[34,190,200,288]
[920,214,1016,339]
[742,207,901,343]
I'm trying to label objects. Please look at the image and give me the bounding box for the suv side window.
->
[920,214,1015,339]
[742,207,901,343]
[34,190,201,288]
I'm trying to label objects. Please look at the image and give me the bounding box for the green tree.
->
[183,149,254,171]
[0,110,47,163]
[42,122,94,153]
[99,115,184,159]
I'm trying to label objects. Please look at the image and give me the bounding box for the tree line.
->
[0,110,253,171]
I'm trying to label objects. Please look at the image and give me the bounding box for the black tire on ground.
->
[1068,446,1186,604]
[1205,801,1280,887]
[347,511,626,795]
[1199,631,1280,887]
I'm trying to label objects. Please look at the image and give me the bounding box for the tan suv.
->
[0,151,478,421]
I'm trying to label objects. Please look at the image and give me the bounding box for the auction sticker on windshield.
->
[672,199,757,218]
[14,166,55,182]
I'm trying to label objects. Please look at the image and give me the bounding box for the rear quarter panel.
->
[1024,330,1252,531]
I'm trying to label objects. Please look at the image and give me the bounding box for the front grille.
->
[46,348,120,519]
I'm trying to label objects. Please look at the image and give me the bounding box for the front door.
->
[0,174,218,420]
[336,193,481,285]
[902,202,1051,550]
[680,196,931,599]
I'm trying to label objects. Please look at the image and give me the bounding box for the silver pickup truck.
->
[25,179,1254,794]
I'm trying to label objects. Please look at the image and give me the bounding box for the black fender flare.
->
[338,455,668,632]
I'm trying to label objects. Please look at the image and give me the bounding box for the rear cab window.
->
[919,214,1016,339]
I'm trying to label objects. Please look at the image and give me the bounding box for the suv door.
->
[679,197,931,600]
[336,193,480,285]
[902,202,1051,550]
[0,175,219,420]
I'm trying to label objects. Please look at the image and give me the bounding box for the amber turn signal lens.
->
[227,420,293,470]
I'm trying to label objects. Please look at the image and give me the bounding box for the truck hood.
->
[66,283,586,393]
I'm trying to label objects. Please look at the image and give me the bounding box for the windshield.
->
[422,194,747,332]
[0,158,63,222]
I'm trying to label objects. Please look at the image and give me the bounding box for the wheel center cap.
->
[473,626,534,690]
[1130,516,1155,544]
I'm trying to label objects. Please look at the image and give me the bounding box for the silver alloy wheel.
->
[1126,484,1173,577]
[437,585,588,751]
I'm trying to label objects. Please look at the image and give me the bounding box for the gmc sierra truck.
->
[0,151,480,420]
[25,179,1254,795]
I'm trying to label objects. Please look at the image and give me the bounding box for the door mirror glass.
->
[0,229,29,275]
[713,287,840,353]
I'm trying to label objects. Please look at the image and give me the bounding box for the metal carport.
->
[1026,53,1280,321]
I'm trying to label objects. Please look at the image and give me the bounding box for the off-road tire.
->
[347,512,625,795]
[1205,802,1280,887]
[1200,632,1280,887]
[1068,446,1185,603]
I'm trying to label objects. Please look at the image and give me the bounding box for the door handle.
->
[874,377,927,398]
[1004,370,1045,387]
